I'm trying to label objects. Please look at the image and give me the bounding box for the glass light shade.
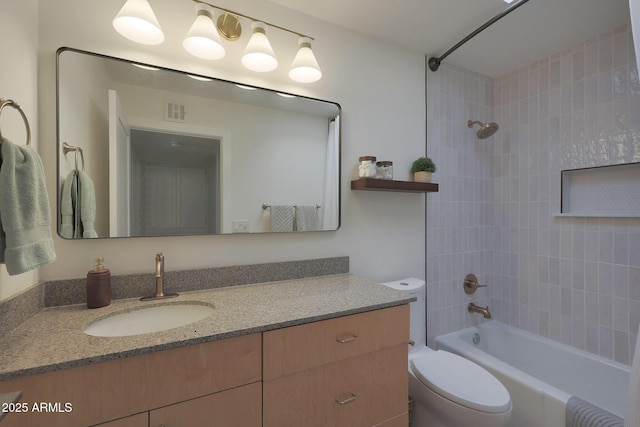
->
[112,0,165,45]
[183,3,225,60]
[289,37,322,83]
[241,22,278,72]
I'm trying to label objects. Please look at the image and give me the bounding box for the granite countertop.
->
[0,274,413,382]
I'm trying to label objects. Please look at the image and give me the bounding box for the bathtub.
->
[434,321,630,427]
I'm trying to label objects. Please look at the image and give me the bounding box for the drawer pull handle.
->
[336,334,358,343]
[336,392,358,405]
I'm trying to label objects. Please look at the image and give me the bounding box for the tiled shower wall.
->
[426,23,640,365]
[492,24,640,365]
[425,62,495,345]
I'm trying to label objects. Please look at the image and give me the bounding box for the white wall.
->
[114,83,328,233]
[0,0,39,299]
[58,51,112,237]
[33,0,426,284]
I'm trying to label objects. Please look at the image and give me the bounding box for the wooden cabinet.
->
[149,382,261,427]
[263,305,410,427]
[373,414,410,426]
[0,334,261,427]
[1,305,409,427]
[94,413,148,427]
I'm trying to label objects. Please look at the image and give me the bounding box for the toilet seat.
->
[410,350,511,414]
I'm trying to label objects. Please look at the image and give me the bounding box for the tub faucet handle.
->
[463,273,487,294]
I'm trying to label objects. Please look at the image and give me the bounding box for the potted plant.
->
[411,157,436,183]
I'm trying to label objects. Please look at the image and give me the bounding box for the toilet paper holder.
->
[463,273,487,294]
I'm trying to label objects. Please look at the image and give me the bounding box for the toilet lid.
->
[410,350,511,413]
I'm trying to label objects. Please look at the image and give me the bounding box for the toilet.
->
[381,278,512,427]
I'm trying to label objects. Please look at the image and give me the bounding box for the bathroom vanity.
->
[0,274,411,426]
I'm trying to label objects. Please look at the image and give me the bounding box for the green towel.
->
[60,170,97,239]
[0,138,56,275]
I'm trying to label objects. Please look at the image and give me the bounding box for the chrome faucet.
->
[141,252,179,301]
[468,302,491,319]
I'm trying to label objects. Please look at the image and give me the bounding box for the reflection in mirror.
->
[56,48,341,239]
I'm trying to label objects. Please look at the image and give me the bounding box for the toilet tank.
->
[381,278,426,352]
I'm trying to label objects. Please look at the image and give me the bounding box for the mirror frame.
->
[55,47,342,239]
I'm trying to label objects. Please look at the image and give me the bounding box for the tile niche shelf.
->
[557,162,640,218]
[351,178,439,193]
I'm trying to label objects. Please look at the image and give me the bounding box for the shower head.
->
[467,120,499,139]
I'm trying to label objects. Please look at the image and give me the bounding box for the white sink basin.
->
[84,302,214,337]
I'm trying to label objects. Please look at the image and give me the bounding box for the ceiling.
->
[269,0,631,78]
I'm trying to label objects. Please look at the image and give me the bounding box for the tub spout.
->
[468,302,491,319]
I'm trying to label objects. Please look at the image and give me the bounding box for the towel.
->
[631,0,640,75]
[269,205,294,232]
[60,170,97,239]
[60,171,77,238]
[0,138,56,275]
[566,396,623,427]
[295,205,318,231]
[625,325,640,426]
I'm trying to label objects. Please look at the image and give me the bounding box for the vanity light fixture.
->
[289,37,322,83]
[235,84,258,90]
[187,74,214,81]
[183,3,226,60]
[112,0,322,83]
[132,63,160,71]
[242,22,278,72]
[112,0,165,45]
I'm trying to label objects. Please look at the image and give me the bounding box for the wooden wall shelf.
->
[351,178,439,193]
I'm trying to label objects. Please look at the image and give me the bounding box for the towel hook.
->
[62,142,85,172]
[0,98,31,146]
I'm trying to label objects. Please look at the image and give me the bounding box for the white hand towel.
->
[295,205,318,231]
[270,205,294,232]
[625,325,640,426]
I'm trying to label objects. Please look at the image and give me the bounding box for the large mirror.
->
[56,48,341,239]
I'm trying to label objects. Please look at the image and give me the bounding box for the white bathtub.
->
[434,321,630,427]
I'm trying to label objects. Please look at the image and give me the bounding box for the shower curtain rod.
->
[428,0,531,72]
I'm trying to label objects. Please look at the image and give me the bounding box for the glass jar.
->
[375,161,393,179]
[358,156,377,178]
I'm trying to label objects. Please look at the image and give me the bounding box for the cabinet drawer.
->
[263,343,408,427]
[0,333,261,427]
[264,304,409,379]
[93,413,148,427]
[150,382,261,427]
[373,413,409,427]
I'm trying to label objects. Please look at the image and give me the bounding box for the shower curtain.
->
[321,117,339,230]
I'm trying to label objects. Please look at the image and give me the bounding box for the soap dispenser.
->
[87,257,111,308]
